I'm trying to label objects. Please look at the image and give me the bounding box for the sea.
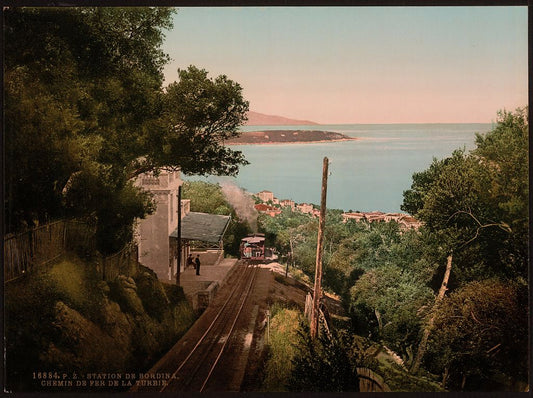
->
[185,123,494,213]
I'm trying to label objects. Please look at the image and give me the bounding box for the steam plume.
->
[220,182,258,232]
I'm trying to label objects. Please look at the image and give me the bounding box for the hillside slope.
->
[4,255,196,392]
[245,111,319,126]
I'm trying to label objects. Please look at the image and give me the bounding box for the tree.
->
[350,265,434,357]
[5,8,249,254]
[402,108,528,382]
[426,279,528,390]
[181,181,231,214]
[258,207,313,252]
[401,108,528,283]
[410,254,453,374]
[129,66,249,179]
[400,157,448,217]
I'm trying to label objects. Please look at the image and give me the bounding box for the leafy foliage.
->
[288,322,360,392]
[402,107,528,284]
[182,181,231,214]
[5,8,249,254]
[260,308,302,391]
[258,108,528,390]
[259,207,436,360]
[350,265,433,355]
[426,279,528,390]
[400,108,529,388]
[154,67,249,177]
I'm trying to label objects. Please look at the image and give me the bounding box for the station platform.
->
[177,254,239,310]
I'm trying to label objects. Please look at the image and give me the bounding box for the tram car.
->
[239,233,266,262]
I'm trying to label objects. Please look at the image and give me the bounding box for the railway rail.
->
[131,260,389,392]
[133,261,259,392]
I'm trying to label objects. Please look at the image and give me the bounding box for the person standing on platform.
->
[195,255,201,275]
[187,254,194,269]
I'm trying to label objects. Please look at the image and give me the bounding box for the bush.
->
[288,322,359,392]
[5,270,62,391]
[260,308,302,391]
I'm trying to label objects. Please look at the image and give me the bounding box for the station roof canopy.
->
[170,212,231,243]
[242,236,265,244]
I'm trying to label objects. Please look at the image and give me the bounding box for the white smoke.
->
[220,181,258,232]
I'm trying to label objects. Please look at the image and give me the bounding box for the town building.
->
[280,199,295,210]
[311,208,321,218]
[135,170,183,281]
[341,211,422,230]
[364,211,386,223]
[296,203,314,214]
[254,203,282,217]
[256,190,274,203]
[342,212,366,223]
[136,170,231,283]
[397,215,423,230]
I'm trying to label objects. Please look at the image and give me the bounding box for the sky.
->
[161,7,528,124]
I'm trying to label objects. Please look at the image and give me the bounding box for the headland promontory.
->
[227,130,356,145]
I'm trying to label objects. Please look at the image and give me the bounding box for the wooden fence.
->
[304,292,331,337]
[4,219,139,283]
[64,219,97,257]
[4,221,67,282]
[98,244,139,282]
[357,367,391,392]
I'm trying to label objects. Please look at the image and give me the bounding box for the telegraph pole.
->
[176,185,182,286]
[311,157,328,339]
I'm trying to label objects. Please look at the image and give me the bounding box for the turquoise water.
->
[188,123,493,212]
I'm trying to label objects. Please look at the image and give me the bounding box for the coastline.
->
[226,137,358,146]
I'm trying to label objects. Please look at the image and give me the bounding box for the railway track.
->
[132,261,260,392]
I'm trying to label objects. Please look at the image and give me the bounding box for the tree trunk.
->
[375,308,383,334]
[442,366,449,388]
[461,374,467,390]
[410,254,453,373]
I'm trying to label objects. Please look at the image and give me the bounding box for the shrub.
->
[288,322,359,392]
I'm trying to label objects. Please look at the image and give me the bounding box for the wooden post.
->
[266,309,271,344]
[176,185,182,285]
[311,157,329,339]
[62,221,67,253]
[287,237,293,277]
[175,185,182,285]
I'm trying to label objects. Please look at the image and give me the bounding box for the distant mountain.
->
[245,111,319,126]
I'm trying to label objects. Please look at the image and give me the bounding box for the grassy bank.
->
[257,303,443,392]
[260,305,302,391]
[4,254,196,392]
